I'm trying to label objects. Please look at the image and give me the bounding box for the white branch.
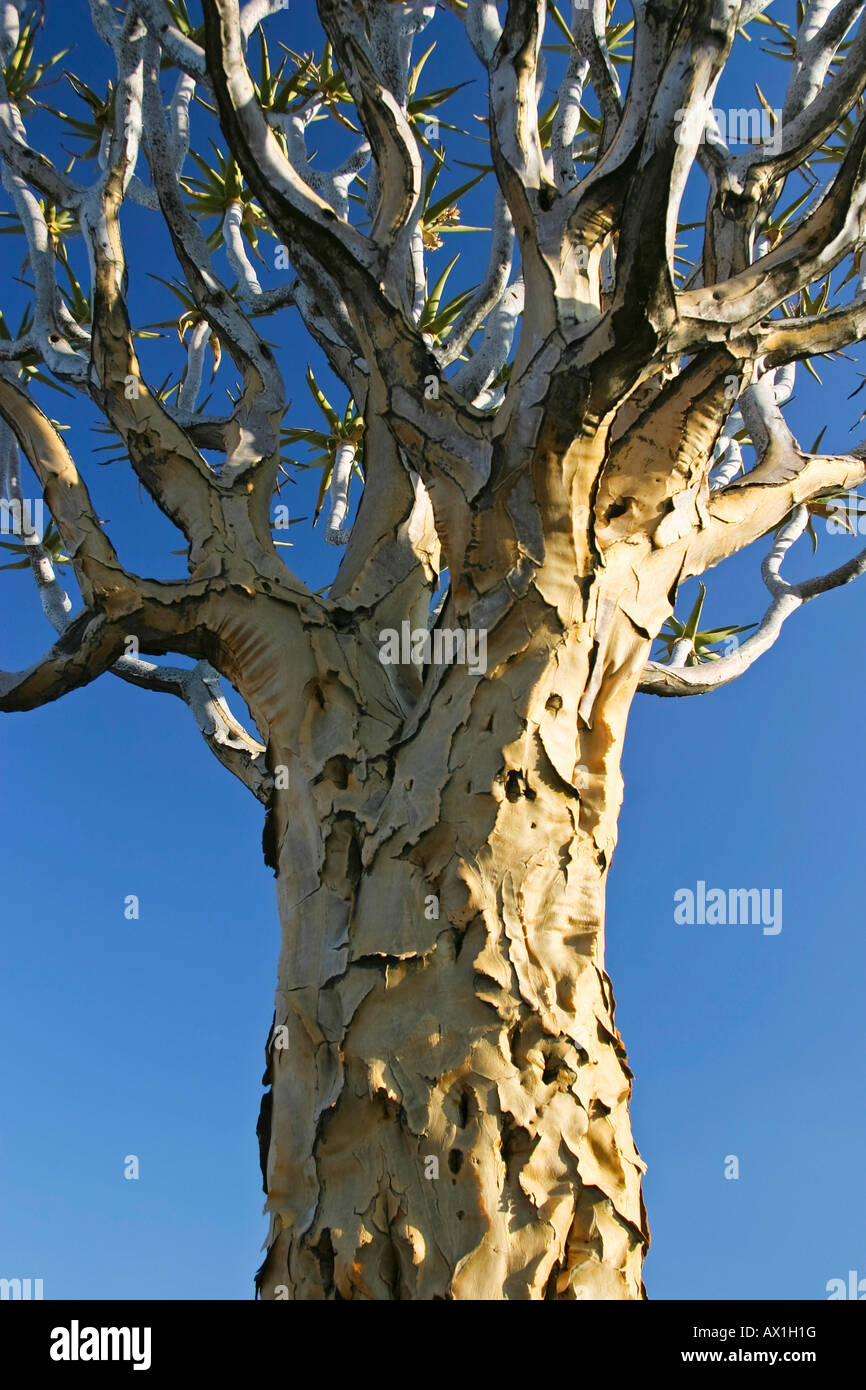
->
[0,166,88,379]
[178,319,214,412]
[240,0,291,38]
[451,277,524,403]
[551,44,590,191]
[131,0,207,78]
[437,188,513,367]
[465,0,502,65]
[325,441,355,544]
[0,0,23,63]
[223,201,263,299]
[640,505,866,696]
[785,0,865,119]
[0,419,72,632]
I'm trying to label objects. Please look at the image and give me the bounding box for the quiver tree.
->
[3,0,866,1300]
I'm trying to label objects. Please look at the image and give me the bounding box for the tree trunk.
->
[249,564,656,1300]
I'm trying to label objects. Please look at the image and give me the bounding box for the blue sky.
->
[0,1,864,1300]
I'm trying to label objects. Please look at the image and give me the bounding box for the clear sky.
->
[1,1,864,1300]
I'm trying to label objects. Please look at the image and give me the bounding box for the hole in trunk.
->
[311,1228,336,1298]
[605,497,630,521]
[317,755,351,789]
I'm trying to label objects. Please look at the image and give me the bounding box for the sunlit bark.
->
[4,0,866,1300]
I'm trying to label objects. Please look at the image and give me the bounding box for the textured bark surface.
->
[240,423,666,1300]
[256,678,648,1297]
[7,0,866,1305]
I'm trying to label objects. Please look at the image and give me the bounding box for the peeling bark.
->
[256,663,650,1297]
[7,0,866,1304]
[234,425,662,1299]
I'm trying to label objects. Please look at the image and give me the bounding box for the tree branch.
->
[115,655,272,800]
[609,1,741,348]
[640,503,866,695]
[685,442,866,577]
[486,0,556,321]
[0,608,129,711]
[316,0,423,312]
[131,0,208,78]
[677,107,866,351]
[0,375,128,605]
[201,0,382,298]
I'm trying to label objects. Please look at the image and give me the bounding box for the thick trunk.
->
[250,588,654,1300]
